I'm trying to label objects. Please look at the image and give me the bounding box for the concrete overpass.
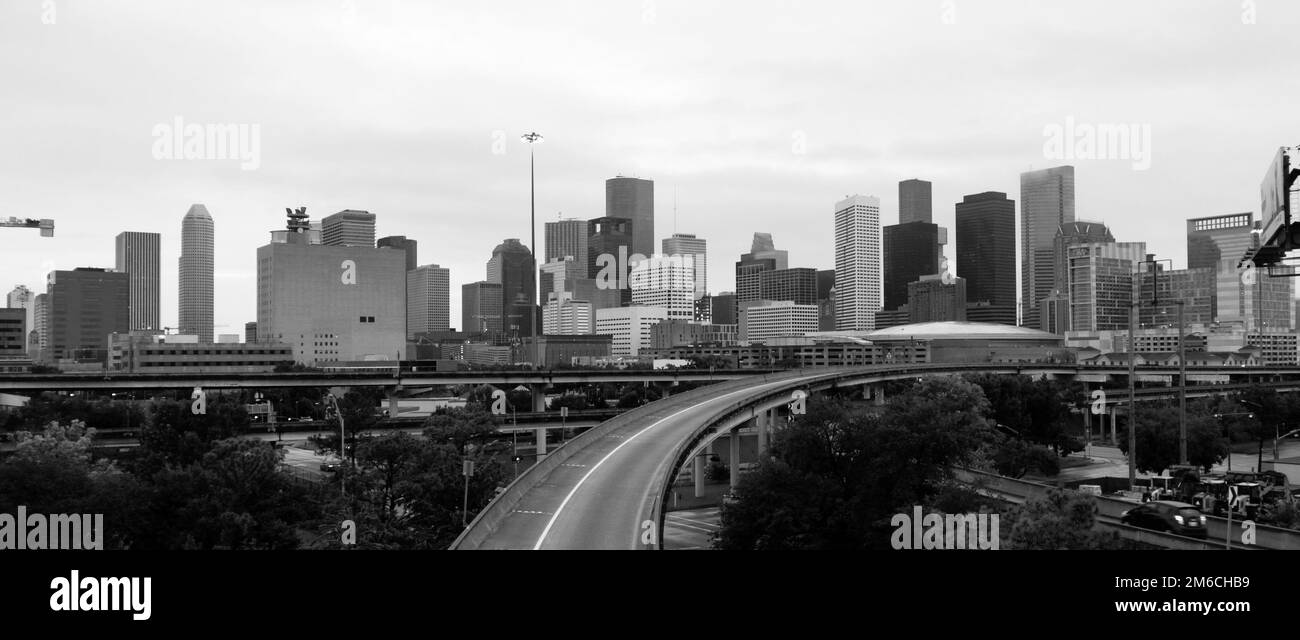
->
[450,362,1300,550]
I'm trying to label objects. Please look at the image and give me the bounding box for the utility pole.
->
[1128,301,1137,491]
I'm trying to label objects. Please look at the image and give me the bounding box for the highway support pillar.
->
[694,453,706,498]
[873,385,887,406]
[1110,409,1118,445]
[729,427,741,490]
[756,412,768,456]
[531,384,548,460]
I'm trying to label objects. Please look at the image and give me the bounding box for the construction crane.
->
[0,217,54,237]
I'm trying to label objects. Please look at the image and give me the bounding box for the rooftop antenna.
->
[673,187,678,235]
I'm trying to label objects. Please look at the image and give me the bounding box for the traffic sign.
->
[560,406,569,418]
[463,460,475,477]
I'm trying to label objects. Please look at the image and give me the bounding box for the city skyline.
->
[2,2,1297,335]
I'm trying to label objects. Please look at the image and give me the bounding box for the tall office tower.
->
[735,233,791,315]
[816,269,836,331]
[462,281,504,335]
[712,292,737,325]
[6,285,34,347]
[539,257,576,296]
[1187,213,1254,270]
[1020,166,1075,327]
[114,231,161,332]
[595,305,669,356]
[588,217,634,304]
[543,291,594,335]
[0,308,25,359]
[321,210,377,247]
[630,254,695,320]
[606,176,654,259]
[662,233,707,300]
[47,268,129,361]
[1052,222,1113,315]
[1066,242,1146,332]
[256,213,406,365]
[955,192,1017,325]
[179,204,214,343]
[1218,265,1296,331]
[32,293,48,357]
[908,275,967,323]
[378,235,419,272]
[545,219,590,279]
[245,321,257,343]
[898,179,933,224]
[486,239,537,338]
[882,222,940,311]
[834,195,882,331]
[1137,266,1215,327]
[760,268,819,305]
[407,264,451,338]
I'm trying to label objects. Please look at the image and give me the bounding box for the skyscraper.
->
[908,275,967,323]
[606,177,654,259]
[588,217,634,304]
[48,268,129,361]
[6,285,34,348]
[1187,213,1254,270]
[545,219,590,279]
[1020,166,1075,327]
[407,264,450,338]
[322,210,377,247]
[834,195,882,331]
[955,192,1016,325]
[898,179,933,224]
[32,293,48,358]
[179,204,214,343]
[489,239,536,338]
[378,235,419,272]
[630,254,695,320]
[462,281,504,335]
[115,231,161,332]
[882,222,940,311]
[816,269,836,331]
[1066,242,1146,332]
[1048,221,1113,332]
[760,268,819,306]
[735,233,790,315]
[662,233,707,300]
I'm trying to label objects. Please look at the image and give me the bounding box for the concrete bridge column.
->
[694,453,707,498]
[1110,409,1117,445]
[873,385,887,406]
[756,412,768,456]
[531,384,548,460]
[729,427,741,490]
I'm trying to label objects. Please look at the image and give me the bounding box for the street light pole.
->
[1128,301,1137,491]
[1178,300,1187,465]
[521,131,544,360]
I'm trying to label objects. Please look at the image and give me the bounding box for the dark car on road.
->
[1121,500,1207,538]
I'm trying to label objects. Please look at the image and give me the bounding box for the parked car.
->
[1121,500,1207,538]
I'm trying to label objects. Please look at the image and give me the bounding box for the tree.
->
[717,377,999,550]
[134,394,250,472]
[1003,488,1124,550]
[1117,401,1227,474]
[550,394,588,412]
[968,374,1086,455]
[990,437,1060,479]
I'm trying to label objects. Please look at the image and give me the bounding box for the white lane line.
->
[668,515,720,529]
[512,510,554,515]
[531,381,791,550]
[664,520,717,535]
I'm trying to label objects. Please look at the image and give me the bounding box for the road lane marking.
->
[665,519,718,534]
[531,380,798,550]
[512,510,553,515]
[667,515,720,529]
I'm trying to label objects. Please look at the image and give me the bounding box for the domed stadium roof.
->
[864,321,1059,341]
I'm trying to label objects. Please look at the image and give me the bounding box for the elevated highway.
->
[452,363,1300,550]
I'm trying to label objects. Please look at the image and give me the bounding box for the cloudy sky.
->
[1,0,1295,333]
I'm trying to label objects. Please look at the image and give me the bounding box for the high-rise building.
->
[179,204,214,343]
[712,292,737,326]
[407,264,450,338]
[736,233,791,314]
[462,281,504,335]
[817,269,836,331]
[378,235,418,272]
[834,195,882,331]
[1021,166,1075,327]
[1066,242,1146,332]
[545,219,590,279]
[883,222,941,311]
[899,178,933,224]
[6,285,34,349]
[630,254,695,320]
[606,176,654,259]
[588,217,634,303]
[595,306,669,356]
[662,233,707,300]
[115,231,161,332]
[1187,213,1254,270]
[1052,222,1113,311]
[32,293,48,358]
[245,321,257,344]
[1136,265,1216,328]
[321,210,376,247]
[256,219,405,365]
[908,274,967,323]
[760,268,819,306]
[488,239,537,338]
[542,291,594,335]
[955,192,1017,325]
[0,308,26,361]
[740,300,819,342]
[47,268,129,362]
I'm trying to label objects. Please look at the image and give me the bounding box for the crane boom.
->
[0,217,54,237]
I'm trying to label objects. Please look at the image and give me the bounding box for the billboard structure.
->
[1246,147,1298,269]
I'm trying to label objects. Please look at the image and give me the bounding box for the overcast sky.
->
[1,0,1295,333]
